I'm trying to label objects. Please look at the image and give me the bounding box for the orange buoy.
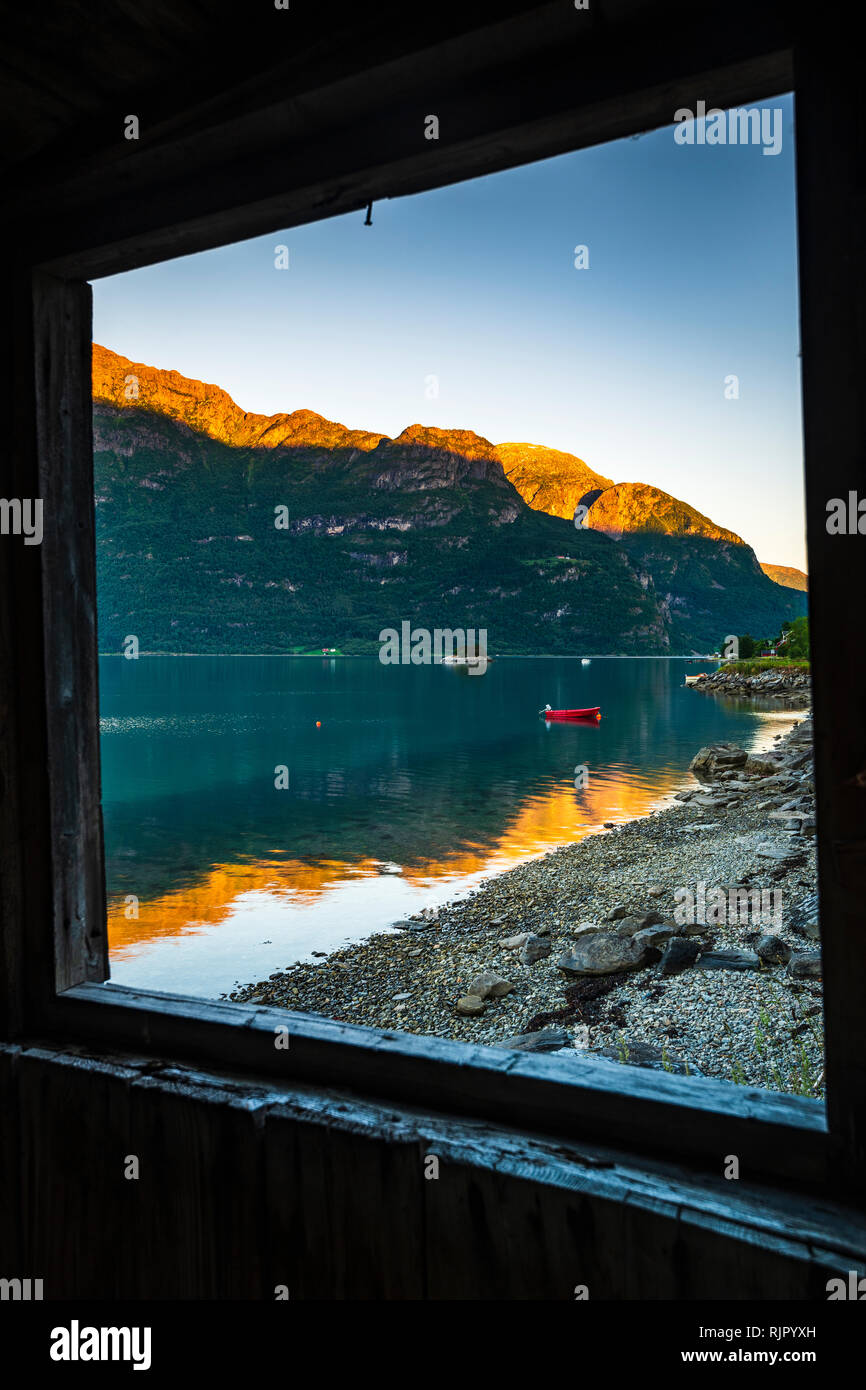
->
[316,720,321,727]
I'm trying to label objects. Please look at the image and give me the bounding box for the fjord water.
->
[101,655,794,996]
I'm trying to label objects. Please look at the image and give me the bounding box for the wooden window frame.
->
[4,6,864,1198]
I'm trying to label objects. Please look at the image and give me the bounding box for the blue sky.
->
[93,94,806,570]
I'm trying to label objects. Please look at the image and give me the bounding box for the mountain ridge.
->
[93,343,387,453]
[91,344,807,655]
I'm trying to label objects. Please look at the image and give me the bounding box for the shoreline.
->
[97,651,722,659]
[692,664,810,699]
[228,707,822,1096]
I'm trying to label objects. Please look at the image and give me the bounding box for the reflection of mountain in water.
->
[101,655,783,961]
[106,771,684,955]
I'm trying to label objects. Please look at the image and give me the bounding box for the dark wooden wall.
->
[2,1042,862,1300]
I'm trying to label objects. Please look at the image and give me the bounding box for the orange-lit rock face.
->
[759,562,808,591]
[584,481,744,543]
[390,423,500,463]
[495,442,613,521]
[93,346,520,501]
[93,344,753,553]
[92,344,387,453]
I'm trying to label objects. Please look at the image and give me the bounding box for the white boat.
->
[581,658,591,666]
[441,654,493,665]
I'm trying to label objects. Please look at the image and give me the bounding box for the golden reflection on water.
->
[107,762,688,957]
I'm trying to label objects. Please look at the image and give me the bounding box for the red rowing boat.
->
[540,706,601,722]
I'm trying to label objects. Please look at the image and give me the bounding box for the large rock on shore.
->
[689,743,748,782]
[696,948,761,972]
[744,754,780,777]
[788,953,822,978]
[660,937,703,975]
[789,892,820,941]
[468,970,514,999]
[520,933,552,965]
[613,910,664,937]
[631,923,678,950]
[753,934,792,965]
[557,934,653,976]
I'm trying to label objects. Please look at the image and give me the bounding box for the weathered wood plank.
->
[794,37,866,1187]
[0,1051,22,1274]
[0,265,30,1038]
[264,1110,427,1299]
[32,271,107,993]
[48,982,829,1190]
[125,1070,267,1299]
[12,1046,133,1297]
[0,264,59,1037]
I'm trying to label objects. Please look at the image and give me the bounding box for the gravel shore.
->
[227,709,823,1098]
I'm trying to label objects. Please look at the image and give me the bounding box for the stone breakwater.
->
[692,665,811,701]
[228,715,822,1096]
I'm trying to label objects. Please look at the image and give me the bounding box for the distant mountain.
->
[92,345,806,655]
[760,562,808,592]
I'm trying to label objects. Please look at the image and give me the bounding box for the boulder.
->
[468,970,514,999]
[520,933,552,965]
[614,910,664,937]
[557,934,651,976]
[754,934,792,965]
[689,743,748,783]
[631,924,677,952]
[788,953,822,979]
[679,917,716,937]
[744,754,781,777]
[574,921,605,938]
[789,892,820,940]
[659,937,702,975]
[787,750,813,770]
[500,932,531,950]
[696,949,760,972]
[456,995,485,1016]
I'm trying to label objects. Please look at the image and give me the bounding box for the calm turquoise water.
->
[99,656,798,995]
